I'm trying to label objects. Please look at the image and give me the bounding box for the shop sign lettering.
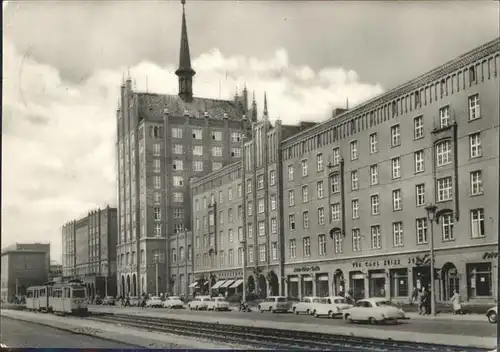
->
[352,257,421,269]
[483,252,498,260]
[293,265,320,273]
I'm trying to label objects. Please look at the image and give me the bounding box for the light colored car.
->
[188,296,211,310]
[292,296,320,315]
[206,297,230,311]
[486,306,497,323]
[343,298,407,324]
[163,296,184,309]
[129,296,140,307]
[102,296,116,306]
[312,296,353,318]
[146,296,163,308]
[258,296,292,313]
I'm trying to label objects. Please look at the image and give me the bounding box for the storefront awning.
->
[220,280,234,288]
[229,279,243,288]
[188,282,198,288]
[211,280,226,289]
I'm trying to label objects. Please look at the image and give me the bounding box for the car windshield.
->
[72,289,86,298]
[334,298,347,304]
[277,297,287,302]
[376,301,397,307]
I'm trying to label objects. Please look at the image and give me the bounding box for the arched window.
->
[392,101,397,117]
[140,249,145,264]
[171,248,177,264]
[179,246,185,261]
[469,66,476,84]
[440,79,445,98]
[414,92,420,108]
[187,245,192,261]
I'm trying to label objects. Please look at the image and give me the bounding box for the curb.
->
[0,314,142,348]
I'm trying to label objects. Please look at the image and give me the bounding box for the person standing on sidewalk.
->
[418,288,427,315]
[450,290,463,315]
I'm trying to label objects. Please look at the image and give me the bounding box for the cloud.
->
[2,36,383,260]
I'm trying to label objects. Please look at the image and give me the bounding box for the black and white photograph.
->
[1,0,499,350]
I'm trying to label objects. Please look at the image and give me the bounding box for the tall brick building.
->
[115,1,254,296]
[190,38,499,305]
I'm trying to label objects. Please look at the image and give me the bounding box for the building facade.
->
[115,2,254,297]
[191,38,499,305]
[1,243,50,301]
[61,206,118,297]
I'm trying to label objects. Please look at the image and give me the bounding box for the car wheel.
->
[369,317,378,325]
[488,311,498,324]
[345,314,353,323]
[328,311,334,318]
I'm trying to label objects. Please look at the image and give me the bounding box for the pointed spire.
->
[263,91,268,119]
[175,0,196,101]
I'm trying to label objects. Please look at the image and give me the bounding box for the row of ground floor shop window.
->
[285,261,495,303]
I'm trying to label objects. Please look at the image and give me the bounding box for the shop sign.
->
[293,265,320,273]
[352,256,423,269]
[483,252,498,260]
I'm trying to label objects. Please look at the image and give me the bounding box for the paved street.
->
[90,305,495,338]
[0,316,139,348]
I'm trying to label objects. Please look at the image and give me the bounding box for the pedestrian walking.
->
[450,290,463,315]
[418,288,426,315]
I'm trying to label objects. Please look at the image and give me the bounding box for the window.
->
[228,249,234,265]
[153,176,161,189]
[229,207,235,222]
[271,218,277,233]
[470,170,483,195]
[303,237,311,256]
[288,190,295,206]
[414,116,423,139]
[351,199,359,219]
[416,218,428,244]
[173,159,183,171]
[415,184,425,206]
[391,125,401,147]
[437,177,452,202]
[318,207,325,225]
[154,223,161,237]
[236,207,241,220]
[467,262,492,298]
[192,129,203,139]
[370,165,378,185]
[193,145,203,155]
[247,223,253,238]
[331,203,341,222]
[469,133,482,158]
[153,143,161,156]
[173,192,183,202]
[301,159,308,176]
[371,225,381,249]
[271,242,278,260]
[330,174,340,193]
[173,144,183,154]
[289,239,296,258]
[173,176,183,187]
[173,208,183,219]
[333,231,343,253]
[414,150,424,173]
[288,165,294,181]
[436,140,452,166]
[470,208,485,238]
[391,157,401,179]
[237,184,242,197]
[258,198,265,213]
[316,153,324,171]
[318,234,326,256]
[393,222,403,247]
[193,160,203,172]
[228,187,233,200]
[439,106,450,128]
[392,189,402,211]
[468,94,480,121]
[153,159,161,173]
[352,229,361,252]
[213,162,222,171]
[350,141,358,160]
[247,179,252,193]
[172,128,183,138]
[442,213,454,241]
[212,130,222,141]
[332,148,340,166]
[369,133,378,153]
[302,211,309,229]
[259,245,266,262]
[351,170,359,190]
[154,192,161,205]
[257,174,264,189]
[270,194,277,210]
[371,194,379,215]
[269,170,276,186]
[317,181,325,198]
[219,251,225,266]
[301,186,309,203]
[289,214,296,230]
[231,132,241,142]
[228,229,234,242]
[212,146,222,157]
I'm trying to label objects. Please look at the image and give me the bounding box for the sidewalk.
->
[405,312,487,322]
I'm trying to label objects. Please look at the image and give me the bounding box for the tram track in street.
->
[87,313,490,351]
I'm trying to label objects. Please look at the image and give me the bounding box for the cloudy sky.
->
[2,0,499,261]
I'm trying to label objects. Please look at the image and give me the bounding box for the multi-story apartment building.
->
[115,2,253,297]
[281,38,499,304]
[191,38,499,305]
[190,108,317,297]
[61,206,118,297]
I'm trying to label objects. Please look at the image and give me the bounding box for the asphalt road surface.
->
[0,316,139,348]
[91,306,496,338]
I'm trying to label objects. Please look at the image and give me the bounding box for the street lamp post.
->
[425,203,437,316]
[154,254,160,297]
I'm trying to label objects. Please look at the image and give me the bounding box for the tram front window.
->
[72,289,86,298]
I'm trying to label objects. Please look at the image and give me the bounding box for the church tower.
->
[175,0,196,101]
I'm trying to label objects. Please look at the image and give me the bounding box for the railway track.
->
[88,313,489,351]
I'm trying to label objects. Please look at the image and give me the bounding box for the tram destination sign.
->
[293,265,321,273]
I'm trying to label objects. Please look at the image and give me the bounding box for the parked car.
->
[102,296,116,306]
[146,296,163,308]
[292,296,320,315]
[206,297,231,311]
[188,296,211,310]
[312,296,353,318]
[163,296,184,309]
[258,296,292,313]
[486,306,497,323]
[129,296,140,307]
[343,298,407,324]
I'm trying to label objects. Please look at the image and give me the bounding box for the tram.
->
[26,279,88,316]
[26,281,54,312]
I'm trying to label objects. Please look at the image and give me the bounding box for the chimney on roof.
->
[332,108,348,119]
